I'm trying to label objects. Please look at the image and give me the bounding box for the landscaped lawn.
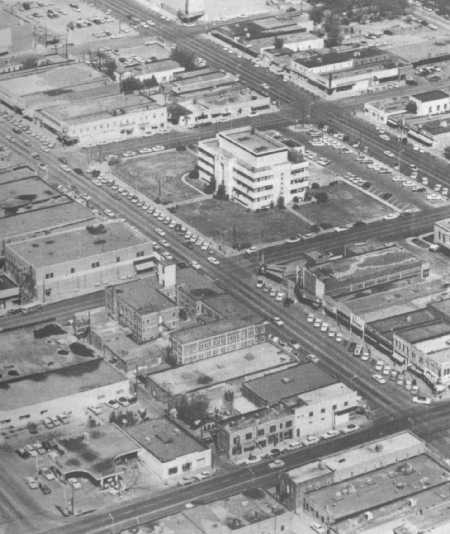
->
[297,182,391,227]
[176,198,312,247]
[114,150,199,204]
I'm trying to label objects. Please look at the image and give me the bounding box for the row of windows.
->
[43,252,147,279]
[73,114,165,133]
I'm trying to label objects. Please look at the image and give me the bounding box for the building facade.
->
[36,94,167,146]
[0,361,130,430]
[410,90,450,116]
[170,319,267,365]
[198,126,309,210]
[4,222,155,303]
[434,218,450,250]
[105,277,179,344]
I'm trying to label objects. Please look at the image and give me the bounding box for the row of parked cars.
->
[117,145,165,159]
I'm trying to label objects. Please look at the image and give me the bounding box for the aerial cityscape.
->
[1,0,450,533]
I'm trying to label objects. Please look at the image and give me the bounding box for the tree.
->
[310,6,324,24]
[274,36,284,49]
[324,13,343,47]
[204,176,216,194]
[175,394,210,424]
[121,76,143,94]
[406,100,417,114]
[188,167,199,180]
[22,54,39,70]
[215,182,227,200]
[143,75,158,88]
[444,146,450,160]
[315,191,329,203]
[277,195,285,209]
[171,46,196,71]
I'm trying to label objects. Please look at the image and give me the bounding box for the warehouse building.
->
[4,221,155,302]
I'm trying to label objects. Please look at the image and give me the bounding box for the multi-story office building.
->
[198,126,309,210]
[105,276,179,344]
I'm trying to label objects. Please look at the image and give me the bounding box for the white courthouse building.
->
[197,126,309,210]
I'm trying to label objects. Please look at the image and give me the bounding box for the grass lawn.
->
[114,150,199,204]
[297,182,391,227]
[176,198,311,247]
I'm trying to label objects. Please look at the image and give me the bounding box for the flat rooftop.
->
[366,96,409,112]
[184,490,287,531]
[59,425,139,478]
[0,202,94,242]
[42,93,159,125]
[0,175,63,216]
[188,86,268,109]
[249,32,320,51]
[126,417,206,462]
[395,321,450,344]
[310,244,422,296]
[171,317,256,345]
[177,267,224,300]
[115,42,171,61]
[148,513,203,534]
[0,324,98,383]
[113,277,176,314]
[149,342,294,396]
[150,490,288,533]
[429,298,450,320]
[0,63,108,97]
[0,360,126,412]
[8,221,150,267]
[413,89,449,102]
[219,127,286,156]
[415,333,450,361]
[368,308,437,341]
[287,431,425,485]
[306,454,449,523]
[436,217,450,232]
[243,363,337,404]
[170,69,238,94]
[202,293,260,322]
[341,278,444,323]
[131,59,183,74]
[294,46,385,69]
[336,481,450,534]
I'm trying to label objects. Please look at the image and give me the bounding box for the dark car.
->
[39,483,51,495]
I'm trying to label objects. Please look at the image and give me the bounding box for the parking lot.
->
[289,126,450,212]
[6,0,137,45]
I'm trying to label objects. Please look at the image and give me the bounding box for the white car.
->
[268,459,285,469]
[342,423,360,434]
[308,353,319,363]
[273,316,284,327]
[191,261,201,270]
[412,395,431,405]
[207,256,219,265]
[302,435,319,446]
[322,429,340,439]
[372,374,386,384]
